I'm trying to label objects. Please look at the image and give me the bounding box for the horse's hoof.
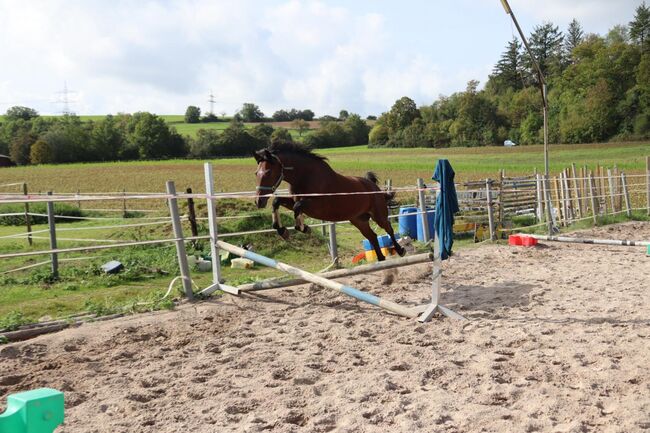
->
[277,227,290,240]
[396,247,406,257]
[294,225,311,234]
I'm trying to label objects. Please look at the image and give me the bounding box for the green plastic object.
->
[0,388,64,433]
[647,245,650,256]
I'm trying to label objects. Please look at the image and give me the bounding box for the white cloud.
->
[0,0,639,116]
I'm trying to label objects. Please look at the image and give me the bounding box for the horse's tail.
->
[365,171,396,201]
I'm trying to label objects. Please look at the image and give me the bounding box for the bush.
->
[184,106,201,123]
[29,139,55,164]
[0,203,83,225]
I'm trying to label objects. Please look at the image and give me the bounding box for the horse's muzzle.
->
[256,196,269,208]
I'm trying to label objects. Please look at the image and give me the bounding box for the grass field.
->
[1,141,648,196]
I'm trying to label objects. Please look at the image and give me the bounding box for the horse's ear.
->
[253,150,263,163]
[263,149,274,162]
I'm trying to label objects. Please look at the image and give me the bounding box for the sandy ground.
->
[1,222,649,433]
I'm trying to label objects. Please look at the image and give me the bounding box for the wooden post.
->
[46,192,58,279]
[186,187,199,248]
[76,188,81,210]
[417,178,430,243]
[485,179,496,241]
[328,222,338,264]
[554,176,563,226]
[498,169,504,224]
[122,188,127,218]
[535,173,543,223]
[598,166,607,215]
[166,181,193,300]
[22,183,32,246]
[646,156,650,216]
[320,221,327,237]
[572,163,582,218]
[589,173,598,224]
[614,164,621,211]
[607,168,616,214]
[621,172,632,218]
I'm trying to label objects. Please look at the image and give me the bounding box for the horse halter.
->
[256,153,292,193]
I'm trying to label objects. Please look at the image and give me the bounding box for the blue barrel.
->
[416,208,435,242]
[398,207,418,238]
[362,235,392,250]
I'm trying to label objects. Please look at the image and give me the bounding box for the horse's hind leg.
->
[371,208,406,257]
[350,215,385,261]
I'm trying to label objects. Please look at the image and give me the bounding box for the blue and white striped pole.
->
[216,241,418,319]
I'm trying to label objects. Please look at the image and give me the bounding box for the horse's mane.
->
[267,141,328,162]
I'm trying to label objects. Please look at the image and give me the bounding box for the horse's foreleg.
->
[293,199,312,234]
[273,197,294,240]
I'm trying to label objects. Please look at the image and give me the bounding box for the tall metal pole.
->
[500,0,554,235]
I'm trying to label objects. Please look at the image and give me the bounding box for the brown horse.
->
[253,142,405,261]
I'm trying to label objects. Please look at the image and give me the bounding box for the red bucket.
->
[508,235,523,246]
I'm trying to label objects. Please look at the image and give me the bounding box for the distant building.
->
[0,154,15,167]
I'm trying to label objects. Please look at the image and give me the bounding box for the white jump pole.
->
[200,162,239,296]
[529,234,650,247]
[216,240,419,319]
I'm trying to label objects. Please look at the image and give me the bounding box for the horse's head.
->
[253,149,283,208]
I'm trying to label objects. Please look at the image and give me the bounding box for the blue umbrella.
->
[432,159,459,260]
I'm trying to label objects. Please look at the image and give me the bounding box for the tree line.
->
[0,106,370,165]
[370,3,650,147]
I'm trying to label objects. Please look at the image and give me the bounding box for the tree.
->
[298,109,315,121]
[630,2,650,50]
[89,115,124,161]
[526,22,565,81]
[9,131,35,165]
[339,110,349,120]
[343,114,369,145]
[184,106,201,123]
[271,127,293,143]
[385,97,421,131]
[29,139,54,164]
[272,109,291,121]
[491,38,525,91]
[238,103,264,122]
[292,119,309,137]
[368,124,389,147]
[565,19,584,61]
[5,106,38,121]
[128,112,176,159]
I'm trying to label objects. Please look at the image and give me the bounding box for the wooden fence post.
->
[122,188,127,218]
[23,183,32,246]
[417,178,430,243]
[535,173,543,223]
[485,179,496,241]
[646,156,650,216]
[46,191,58,279]
[166,181,193,300]
[607,168,616,214]
[186,187,199,248]
[553,176,562,226]
[589,173,598,224]
[621,172,631,218]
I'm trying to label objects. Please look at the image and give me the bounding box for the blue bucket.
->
[416,208,435,242]
[362,235,393,250]
[398,207,418,238]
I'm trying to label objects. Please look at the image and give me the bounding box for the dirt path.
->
[1,222,649,432]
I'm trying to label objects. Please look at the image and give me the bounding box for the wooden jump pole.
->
[238,252,434,292]
[216,240,419,319]
[607,168,616,213]
[529,234,650,247]
[589,173,598,224]
[485,179,496,240]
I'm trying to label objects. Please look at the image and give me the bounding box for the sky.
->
[0,0,644,117]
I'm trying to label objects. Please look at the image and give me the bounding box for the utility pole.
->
[500,0,556,235]
[55,81,75,115]
[207,91,216,116]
